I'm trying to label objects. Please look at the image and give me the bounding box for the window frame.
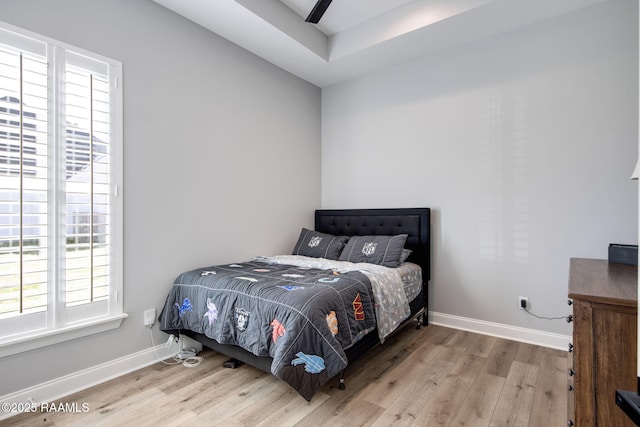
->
[0,21,126,358]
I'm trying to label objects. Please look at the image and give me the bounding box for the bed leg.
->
[338,372,346,390]
[415,309,428,329]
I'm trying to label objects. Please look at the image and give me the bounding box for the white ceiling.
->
[152,0,607,88]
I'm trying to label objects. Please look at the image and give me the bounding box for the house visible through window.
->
[0,22,124,353]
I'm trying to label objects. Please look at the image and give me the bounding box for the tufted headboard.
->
[315,208,431,282]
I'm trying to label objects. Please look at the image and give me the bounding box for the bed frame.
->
[183,207,431,383]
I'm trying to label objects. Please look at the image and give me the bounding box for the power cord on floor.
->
[149,327,204,368]
[523,307,572,322]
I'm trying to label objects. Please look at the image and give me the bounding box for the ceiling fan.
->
[305,0,333,24]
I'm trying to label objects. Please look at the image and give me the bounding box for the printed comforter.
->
[158,255,411,400]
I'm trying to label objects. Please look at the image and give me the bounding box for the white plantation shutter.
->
[0,39,49,333]
[0,22,123,349]
[64,56,111,310]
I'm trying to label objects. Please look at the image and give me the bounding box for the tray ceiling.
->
[153,0,606,87]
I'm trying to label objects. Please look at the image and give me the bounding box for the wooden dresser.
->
[568,258,637,427]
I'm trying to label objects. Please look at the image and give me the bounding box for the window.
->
[0,22,124,356]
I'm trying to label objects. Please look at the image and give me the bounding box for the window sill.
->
[0,313,129,358]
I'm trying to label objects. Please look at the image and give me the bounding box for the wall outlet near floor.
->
[144,308,156,327]
[519,297,528,310]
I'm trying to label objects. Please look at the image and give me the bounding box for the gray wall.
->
[322,0,638,336]
[0,0,321,394]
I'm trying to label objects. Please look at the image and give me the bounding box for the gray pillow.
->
[338,234,408,267]
[292,228,349,260]
[399,248,412,264]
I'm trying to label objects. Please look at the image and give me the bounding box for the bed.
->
[158,207,431,400]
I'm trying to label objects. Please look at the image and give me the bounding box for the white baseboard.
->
[429,311,572,351]
[0,343,177,421]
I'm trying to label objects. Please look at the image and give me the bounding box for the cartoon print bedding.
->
[158,255,411,401]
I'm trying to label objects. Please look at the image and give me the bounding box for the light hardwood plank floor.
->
[5,325,568,426]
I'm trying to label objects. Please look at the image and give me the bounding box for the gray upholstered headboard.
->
[315,208,431,282]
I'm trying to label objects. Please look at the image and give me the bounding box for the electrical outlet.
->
[144,308,156,327]
[519,296,528,310]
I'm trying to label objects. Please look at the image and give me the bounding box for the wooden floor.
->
[6,324,568,426]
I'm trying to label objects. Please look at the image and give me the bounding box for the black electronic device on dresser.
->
[609,243,639,266]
